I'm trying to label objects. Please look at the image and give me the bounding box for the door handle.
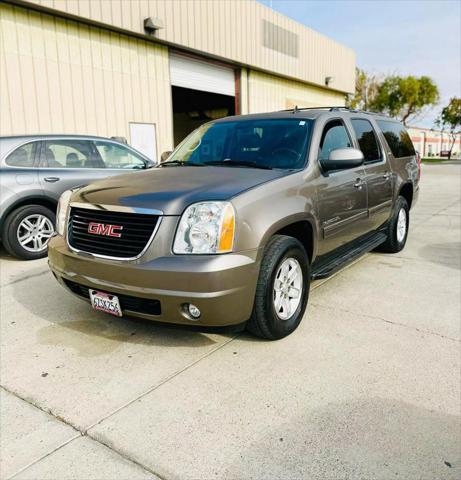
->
[354,178,364,189]
[44,177,60,183]
[383,172,392,180]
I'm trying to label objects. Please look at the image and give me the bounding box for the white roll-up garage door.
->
[169,53,235,97]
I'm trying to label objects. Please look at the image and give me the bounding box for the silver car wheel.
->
[273,257,303,321]
[17,214,54,253]
[396,208,407,243]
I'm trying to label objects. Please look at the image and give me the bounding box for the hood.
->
[73,166,289,215]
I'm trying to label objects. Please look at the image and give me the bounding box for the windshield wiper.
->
[204,160,272,170]
[157,160,205,167]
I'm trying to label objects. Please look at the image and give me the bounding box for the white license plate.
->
[89,289,122,317]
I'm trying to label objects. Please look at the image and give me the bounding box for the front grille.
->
[68,207,159,258]
[63,279,161,316]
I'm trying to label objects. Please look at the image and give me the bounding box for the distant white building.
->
[408,126,461,158]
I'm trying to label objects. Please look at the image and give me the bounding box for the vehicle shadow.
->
[418,242,461,270]
[0,245,22,262]
[222,398,461,479]
[0,246,50,287]
[10,271,239,356]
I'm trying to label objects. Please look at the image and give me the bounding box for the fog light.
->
[187,303,201,319]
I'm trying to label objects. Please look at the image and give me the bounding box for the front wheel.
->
[247,235,310,340]
[2,205,56,260]
[377,196,409,253]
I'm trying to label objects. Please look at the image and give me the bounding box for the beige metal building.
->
[1,0,355,162]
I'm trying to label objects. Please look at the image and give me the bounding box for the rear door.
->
[350,118,393,230]
[316,118,368,255]
[1,140,42,210]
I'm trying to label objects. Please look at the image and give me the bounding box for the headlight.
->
[56,190,73,236]
[173,201,235,254]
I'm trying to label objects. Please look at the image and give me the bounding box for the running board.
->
[311,232,387,280]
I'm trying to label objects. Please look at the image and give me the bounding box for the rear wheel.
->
[2,205,55,260]
[378,196,409,253]
[247,235,310,340]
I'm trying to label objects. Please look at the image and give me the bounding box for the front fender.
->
[232,171,319,259]
[258,212,319,257]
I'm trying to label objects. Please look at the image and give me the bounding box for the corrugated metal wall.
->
[244,70,345,114]
[0,3,173,155]
[1,2,347,148]
[22,0,355,94]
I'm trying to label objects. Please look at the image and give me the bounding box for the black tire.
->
[377,196,409,253]
[247,235,310,340]
[2,205,56,260]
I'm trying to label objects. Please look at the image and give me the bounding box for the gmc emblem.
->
[87,222,123,238]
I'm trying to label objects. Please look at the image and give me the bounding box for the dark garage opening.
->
[172,86,235,146]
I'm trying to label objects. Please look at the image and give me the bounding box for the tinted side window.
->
[5,142,37,167]
[94,142,146,169]
[351,119,381,162]
[376,120,415,158]
[319,120,352,161]
[44,140,95,168]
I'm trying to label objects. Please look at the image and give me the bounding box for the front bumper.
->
[48,235,261,326]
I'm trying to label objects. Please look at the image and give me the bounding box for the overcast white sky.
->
[259,0,461,127]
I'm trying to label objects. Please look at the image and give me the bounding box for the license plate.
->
[89,289,122,317]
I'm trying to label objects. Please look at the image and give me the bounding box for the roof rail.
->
[279,105,388,117]
[279,106,351,113]
[329,106,352,112]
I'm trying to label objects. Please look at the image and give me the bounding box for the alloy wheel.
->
[17,214,54,253]
[273,257,303,320]
[396,208,407,243]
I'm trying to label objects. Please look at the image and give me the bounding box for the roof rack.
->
[279,106,350,113]
[280,105,385,116]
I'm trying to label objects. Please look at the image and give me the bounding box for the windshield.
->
[168,118,313,169]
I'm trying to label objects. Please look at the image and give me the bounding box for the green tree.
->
[370,75,439,126]
[347,68,380,110]
[436,97,461,160]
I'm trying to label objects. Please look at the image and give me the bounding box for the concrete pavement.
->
[1,163,460,479]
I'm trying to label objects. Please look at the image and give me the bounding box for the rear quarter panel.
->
[375,128,419,206]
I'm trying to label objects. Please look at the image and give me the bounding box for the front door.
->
[316,119,368,256]
[38,139,148,202]
[350,118,393,229]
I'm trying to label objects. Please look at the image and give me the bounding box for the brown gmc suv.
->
[48,107,420,339]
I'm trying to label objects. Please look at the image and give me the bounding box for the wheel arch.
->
[1,195,57,233]
[398,182,414,209]
[260,214,318,263]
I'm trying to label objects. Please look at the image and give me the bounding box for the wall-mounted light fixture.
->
[144,17,164,35]
[325,76,335,87]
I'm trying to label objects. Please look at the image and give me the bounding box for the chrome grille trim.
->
[66,203,163,261]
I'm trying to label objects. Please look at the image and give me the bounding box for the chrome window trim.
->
[1,136,150,168]
[2,139,41,168]
[350,116,385,166]
[66,203,163,261]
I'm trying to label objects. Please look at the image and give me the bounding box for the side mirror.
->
[321,148,364,172]
[161,151,172,162]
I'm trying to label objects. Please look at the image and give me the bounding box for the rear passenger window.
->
[351,119,381,163]
[376,120,415,158]
[6,142,37,167]
[43,140,94,168]
[319,120,352,161]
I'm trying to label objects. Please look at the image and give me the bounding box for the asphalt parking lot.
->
[1,163,460,480]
